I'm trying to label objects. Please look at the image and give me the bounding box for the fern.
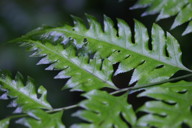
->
[0,118,9,128]
[1,110,65,128]
[137,81,192,128]
[20,40,116,92]
[131,0,192,35]
[16,110,65,128]
[1,2,192,127]
[0,73,65,128]
[0,73,51,109]
[72,90,136,128]
[15,15,190,90]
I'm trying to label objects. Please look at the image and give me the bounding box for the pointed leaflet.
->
[19,40,116,92]
[132,0,192,35]
[0,110,65,128]
[0,72,52,110]
[137,81,192,128]
[16,15,190,88]
[0,93,9,100]
[16,110,65,128]
[0,73,65,127]
[72,90,136,128]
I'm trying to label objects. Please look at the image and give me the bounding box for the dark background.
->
[0,0,192,127]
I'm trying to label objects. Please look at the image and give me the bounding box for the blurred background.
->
[0,0,192,127]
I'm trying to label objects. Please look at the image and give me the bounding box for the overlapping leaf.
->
[15,15,190,89]
[0,73,51,110]
[132,0,192,35]
[20,40,116,92]
[0,73,65,128]
[16,110,65,128]
[137,81,192,128]
[72,90,136,128]
[0,110,65,128]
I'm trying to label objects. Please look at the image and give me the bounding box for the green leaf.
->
[137,81,192,128]
[0,72,52,110]
[132,0,192,35]
[16,110,65,128]
[21,41,116,92]
[0,73,65,128]
[15,15,190,89]
[72,90,136,128]
[0,118,10,128]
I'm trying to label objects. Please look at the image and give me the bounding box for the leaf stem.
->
[3,73,192,121]
[47,104,79,113]
[110,73,192,95]
[1,104,78,121]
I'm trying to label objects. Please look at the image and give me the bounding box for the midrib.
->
[0,80,50,109]
[35,42,116,88]
[55,28,189,71]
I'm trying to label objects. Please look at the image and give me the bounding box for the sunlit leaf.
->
[0,72,65,128]
[0,72,52,110]
[14,15,190,91]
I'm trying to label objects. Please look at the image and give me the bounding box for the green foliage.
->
[0,118,9,128]
[0,73,65,128]
[1,1,192,128]
[72,90,136,128]
[16,15,189,90]
[16,110,65,128]
[132,0,192,35]
[20,41,116,92]
[137,81,192,128]
[0,73,51,110]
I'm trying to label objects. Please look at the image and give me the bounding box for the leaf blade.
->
[0,73,52,110]
[73,90,136,128]
[132,0,192,35]
[137,81,192,128]
[16,15,190,89]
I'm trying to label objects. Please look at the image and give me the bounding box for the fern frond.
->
[0,72,51,110]
[21,41,116,92]
[15,15,190,89]
[0,110,65,128]
[0,72,65,128]
[16,110,65,128]
[137,81,192,128]
[72,90,136,128]
[132,0,192,35]
[0,118,9,128]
